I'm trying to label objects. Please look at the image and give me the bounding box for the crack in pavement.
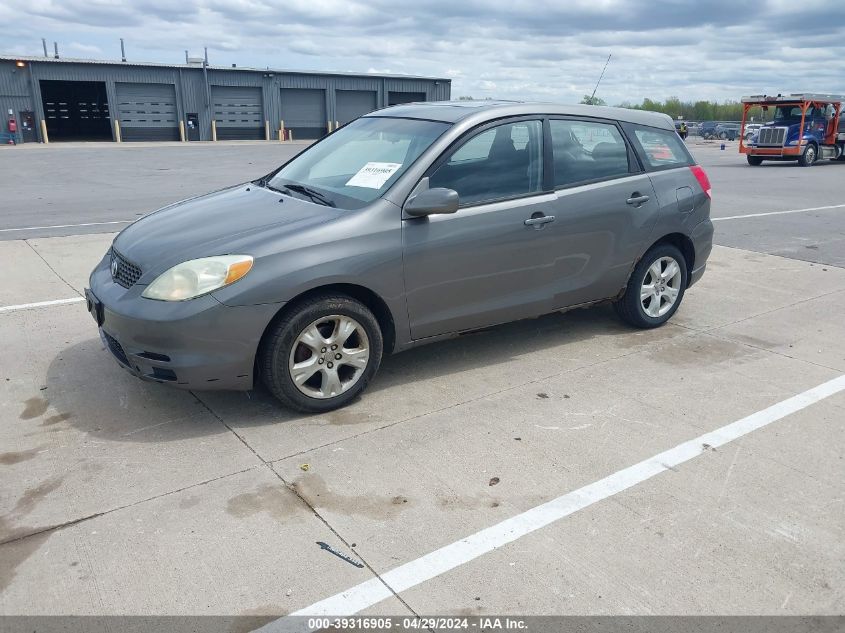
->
[24,239,83,298]
[0,466,256,547]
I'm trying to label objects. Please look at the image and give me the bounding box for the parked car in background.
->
[86,101,713,412]
[715,123,741,140]
[743,123,762,140]
[699,121,719,138]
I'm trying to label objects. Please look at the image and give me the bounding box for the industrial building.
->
[0,54,450,143]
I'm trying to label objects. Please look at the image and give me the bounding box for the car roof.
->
[365,100,675,130]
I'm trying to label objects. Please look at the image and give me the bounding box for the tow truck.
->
[739,93,845,166]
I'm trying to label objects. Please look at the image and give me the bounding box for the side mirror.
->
[404,188,459,217]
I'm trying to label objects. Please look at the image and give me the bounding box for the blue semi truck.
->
[740,93,845,166]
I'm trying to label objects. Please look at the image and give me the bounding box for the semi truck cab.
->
[740,93,845,167]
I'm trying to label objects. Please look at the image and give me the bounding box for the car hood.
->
[112,184,342,277]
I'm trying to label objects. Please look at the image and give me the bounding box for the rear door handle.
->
[626,194,650,206]
[524,215,555,227]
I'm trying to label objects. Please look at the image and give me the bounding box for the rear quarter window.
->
[623,123,695,170]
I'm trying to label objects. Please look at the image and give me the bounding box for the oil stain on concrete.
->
[0,475,65,593]
[19,397,49,420]
[226,484,309,523]
[0,446,44,465]
[292,473,412,519]
[41,412,72,426]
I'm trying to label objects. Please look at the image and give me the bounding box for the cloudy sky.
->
[2,0,844,104]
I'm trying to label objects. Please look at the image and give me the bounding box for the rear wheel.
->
[614,244,687,329]
[747,155,764,166]
[260,295,383,413]
[797,143,817,167]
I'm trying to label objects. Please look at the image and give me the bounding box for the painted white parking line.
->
[0,297,85,313]
[0,220,134,233]
[260,374,845,631]
[713,203,845,221]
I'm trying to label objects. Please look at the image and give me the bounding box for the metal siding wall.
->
[179,69,209,140]
[7,60,450,142]
[0,62,36,142]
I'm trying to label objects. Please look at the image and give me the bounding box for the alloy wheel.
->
[288,315,370,399]
[640,256,682,318]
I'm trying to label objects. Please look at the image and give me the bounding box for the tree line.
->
[458,94,767,122]
[582,95,766,122]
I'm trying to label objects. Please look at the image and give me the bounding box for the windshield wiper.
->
[283,184,336,207]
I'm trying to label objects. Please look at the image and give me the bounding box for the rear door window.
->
[550,119,631,187]
[624,123,695,170]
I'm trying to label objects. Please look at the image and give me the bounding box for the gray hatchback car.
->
[86,101,713,412]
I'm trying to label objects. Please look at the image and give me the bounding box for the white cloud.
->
[2,0,844,104]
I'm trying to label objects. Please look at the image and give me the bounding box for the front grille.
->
[111,249,142,288]
[757,127,787,147]
[102,330,130,366]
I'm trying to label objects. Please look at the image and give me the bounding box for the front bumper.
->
[87,254,284,391]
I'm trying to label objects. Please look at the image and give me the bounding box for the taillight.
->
[689,165,712,199]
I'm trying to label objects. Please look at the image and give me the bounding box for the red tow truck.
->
[739,93,845,166]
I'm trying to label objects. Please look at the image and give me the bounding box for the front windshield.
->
[774,105,815,120]
[268,116,450,209]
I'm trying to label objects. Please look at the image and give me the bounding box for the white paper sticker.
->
[345,162,402,189]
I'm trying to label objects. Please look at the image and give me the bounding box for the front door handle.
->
[626,193,650,207]
[524,214,555,228]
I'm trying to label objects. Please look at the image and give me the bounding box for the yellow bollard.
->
[335,120,339,130]
[211,119,217,142]
[280,120,285,141]
[114,119,122,143]
[265,120,270,141]
[178,120,186,142]
[289,129,294,141]
[40,119,49,144]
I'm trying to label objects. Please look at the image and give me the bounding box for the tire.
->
[747,155,764,166]
[797,143,817,167]
[614,244,688,329]
[259,294,383,413]
[719,132,728,140]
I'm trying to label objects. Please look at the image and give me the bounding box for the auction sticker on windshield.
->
[346,162,402,188]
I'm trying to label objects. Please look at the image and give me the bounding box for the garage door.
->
[281,88,326,139]
[115,82,179,142]
[211,86,264,140]
[388,91,426,106]
[336,90,377,125]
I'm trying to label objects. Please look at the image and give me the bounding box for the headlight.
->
[142,255,253,301]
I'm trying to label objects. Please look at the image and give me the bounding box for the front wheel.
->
[614,244,688,329]
[259,295,383,412]
[747,155,764,166]
[797,143,817,167]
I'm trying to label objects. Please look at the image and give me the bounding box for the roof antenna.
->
[53,41,59,59]
[42,38,48,57]
[185,50,189,64]
[120,38,126,62]
[589,53,612,103]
